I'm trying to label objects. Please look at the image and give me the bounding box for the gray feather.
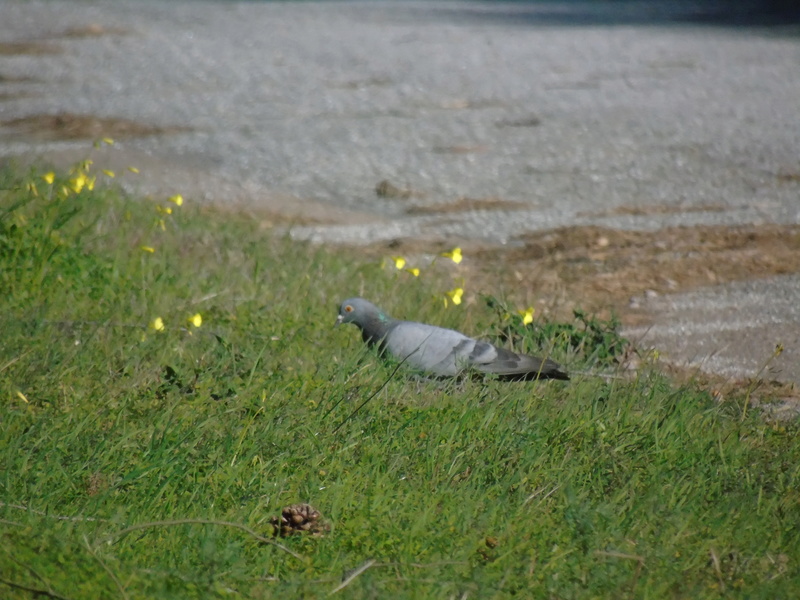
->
[336,297,569,380]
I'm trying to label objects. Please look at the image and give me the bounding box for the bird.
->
[335,297,569,381]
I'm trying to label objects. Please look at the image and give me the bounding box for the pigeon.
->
[336,297,569,381]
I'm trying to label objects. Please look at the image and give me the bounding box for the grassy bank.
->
[1,156,798,599]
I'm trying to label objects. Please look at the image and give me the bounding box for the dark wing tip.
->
[544,367,570,381]
[499,366,570,382]
[529,357,570,381]
[467,342,569,381]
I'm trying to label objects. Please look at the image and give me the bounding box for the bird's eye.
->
[345,305,353,313]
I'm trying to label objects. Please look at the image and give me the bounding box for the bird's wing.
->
[384,322,473,376]
[469,341,569,380]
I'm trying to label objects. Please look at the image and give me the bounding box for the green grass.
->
[1,159,798,599]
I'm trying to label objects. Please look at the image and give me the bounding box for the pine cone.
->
[270,503,329,537]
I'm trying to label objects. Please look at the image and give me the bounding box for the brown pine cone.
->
[270,503,329,537]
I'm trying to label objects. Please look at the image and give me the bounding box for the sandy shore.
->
[1,0,799,385]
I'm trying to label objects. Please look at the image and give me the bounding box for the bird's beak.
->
[334,314,343,328]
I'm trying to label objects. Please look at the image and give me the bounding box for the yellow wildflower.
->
[42,172,55,184]
[102,137,115,145]
[140,246,155,253]
[86,176,95,191]
[69,173,87,193]
[149,317,165,332]
[156,205,173,215]
[518,307,535,325]
[168,194,184,206]
[128,166,140,174]
[441,247,463,264]
[444,287,464,307]
[392,256,406,270]
[103,169,115,178]
[406,267,420,277]
[187,313,202,328]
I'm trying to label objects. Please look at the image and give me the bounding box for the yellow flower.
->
[392,256,406,270]
[168,194,184,206]
[149,317,165,332]
[86,176,95,191]
[102,137,115,145]
[518,307,535,325]
[156,205,173,215]
[103,169,115,178]
[444,287,464,307]
[441,247,463,264]
[188,313,202,328]
[127,166,140,174]
[406,267,420,277]
[69,173,87,193]
[42,172,55,184]
[140,246,155,253]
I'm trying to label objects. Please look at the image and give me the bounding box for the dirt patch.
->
[0,25,128,51]
[329,76,393,90]
[374,179,424,200]
[777,170,800,183]
[579,202,728,218]
[2,113,191,142]
[55,24,131,38]
[367,222,800,321]
[246,195,385,228]
[0,92,33,102]
[495,115,542,128]
[0,73,37,84]
[406,196,528,215]
[477,223,800,320]
[0,41,62,56]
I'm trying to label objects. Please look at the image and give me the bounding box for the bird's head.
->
[335,297,384,329]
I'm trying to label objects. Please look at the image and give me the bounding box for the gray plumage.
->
[336,297,569,381]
